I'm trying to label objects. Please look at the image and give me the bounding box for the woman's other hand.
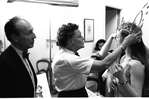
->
[113,63,127,83]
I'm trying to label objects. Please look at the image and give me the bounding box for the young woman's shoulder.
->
[130,59,145,68]
[129,59,145,74]
[130,60,144,68]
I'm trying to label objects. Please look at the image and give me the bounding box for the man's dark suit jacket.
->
[0,45,37,97]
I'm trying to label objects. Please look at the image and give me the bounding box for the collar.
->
[11,44,23,58]
[62,48,80,56]
[62,48,76,55]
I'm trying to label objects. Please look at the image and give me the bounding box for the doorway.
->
[105,6,121,50]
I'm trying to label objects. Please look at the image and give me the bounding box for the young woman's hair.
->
[119,22,149,96]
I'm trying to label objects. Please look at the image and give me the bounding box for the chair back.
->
[36,59,58,96]
[36,59,50,74]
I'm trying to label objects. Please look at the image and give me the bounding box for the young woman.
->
[110,22,149,97]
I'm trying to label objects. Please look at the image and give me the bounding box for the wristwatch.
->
[119,80,128,85]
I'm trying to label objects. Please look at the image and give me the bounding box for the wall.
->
[0,0,7,51]
[77,0,105,57]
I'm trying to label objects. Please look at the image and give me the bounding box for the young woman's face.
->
[116,29,129,45]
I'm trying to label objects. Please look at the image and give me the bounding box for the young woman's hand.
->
[113,63,127,82]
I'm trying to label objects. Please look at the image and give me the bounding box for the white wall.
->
[77,0,105,56]
[0,0,7,51]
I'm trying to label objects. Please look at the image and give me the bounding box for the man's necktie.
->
[23,51,29,59]
[23,51,34,71]
[75,52,80,56]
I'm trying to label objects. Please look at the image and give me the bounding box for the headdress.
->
[118,21,141,34]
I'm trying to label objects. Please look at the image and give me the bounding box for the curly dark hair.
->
[117,22,141,34]
[56,23,79,48]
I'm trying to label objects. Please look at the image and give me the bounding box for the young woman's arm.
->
[113,60,144,97]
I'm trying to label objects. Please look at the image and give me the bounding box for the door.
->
[105,6,121,50]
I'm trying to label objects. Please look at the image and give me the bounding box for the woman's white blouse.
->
[52,48,94,92]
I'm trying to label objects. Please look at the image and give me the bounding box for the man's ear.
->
[11,34,19,42]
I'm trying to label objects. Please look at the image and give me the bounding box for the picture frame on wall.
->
[84,19,94,42]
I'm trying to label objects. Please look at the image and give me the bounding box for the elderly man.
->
[0,16,37,97]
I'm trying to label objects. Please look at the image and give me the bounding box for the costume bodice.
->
[105,55,132,97]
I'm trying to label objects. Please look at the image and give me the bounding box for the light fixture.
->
[7,0,79,7]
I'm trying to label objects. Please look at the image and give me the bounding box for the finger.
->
[115,64,122,71]
[114,64,118,71]
[111,65,116,73]
[136,34,142,39]
[117,64,123,70]
[111,66,116,73]
[135,33,142,43]
[113,65,118,73]
[136,38,142,43]
[113,78,116,83]
[110,83,115,89]
[136,30,142,36]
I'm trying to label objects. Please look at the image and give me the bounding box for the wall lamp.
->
[7,0,79,7]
